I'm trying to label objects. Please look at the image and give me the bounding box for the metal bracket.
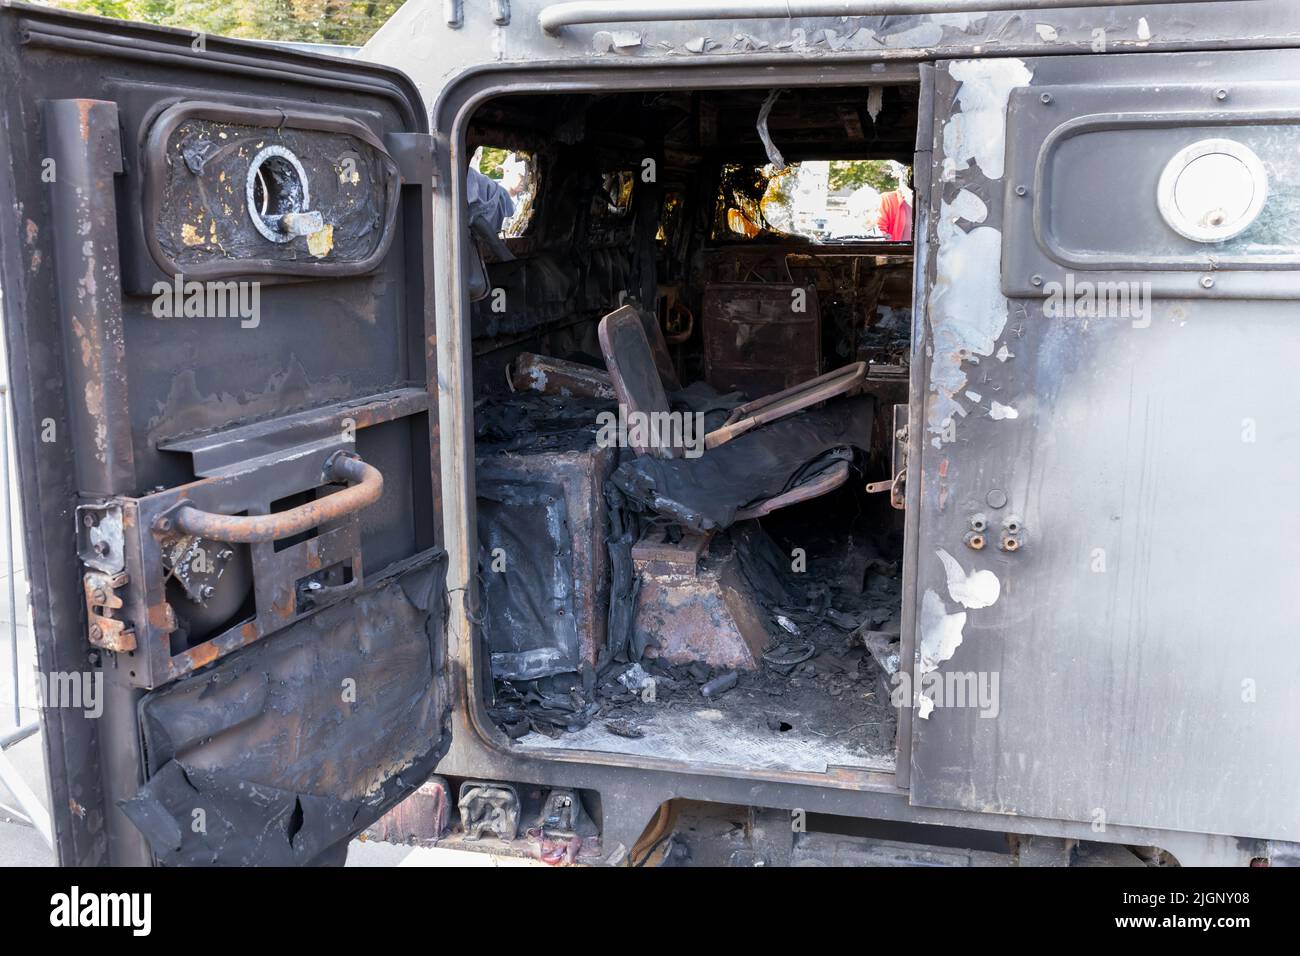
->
[868,406,909,508]
[76,502,125,574]
[84,569,138,652]
[458,780,520,841]
[384,131,436,187]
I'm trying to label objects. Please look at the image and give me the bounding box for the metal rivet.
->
[1200,275,1216,289]
[1015,185,1028,197]
[1031,275,1044,287]
[1040,93,1053,105]
[986,489,1008,509]
[1215,88,1229,101]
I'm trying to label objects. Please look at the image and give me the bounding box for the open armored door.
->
[907,51,1300,842]
[0,5,448,865]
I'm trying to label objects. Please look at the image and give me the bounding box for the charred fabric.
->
[469,86,916,773]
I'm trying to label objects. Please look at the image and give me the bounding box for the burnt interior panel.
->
[466,85,917,772]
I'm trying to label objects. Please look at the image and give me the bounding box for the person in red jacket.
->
[876,163,914,242]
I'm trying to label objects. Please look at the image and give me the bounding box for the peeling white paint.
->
[884,22,944,48]
[925,189,1007,437]
[919,588,967,675]
[942,58,1033,182]
[866,86,883,123]
[1035,24,1058,42]
[936,549,1001,609]
[1137,17,1152,46]
[989,400,1019,420]
[881,10,984,49]
[925,55,1034,447]
[965,389,982,403]
[996,344,1013,362]
[946,188,988,225]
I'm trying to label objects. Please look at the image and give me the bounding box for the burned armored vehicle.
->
[2,0,1298,866]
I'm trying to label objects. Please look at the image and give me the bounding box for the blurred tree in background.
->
[475,147,509,179]
[43,0,404,45]
[828,159,900,194]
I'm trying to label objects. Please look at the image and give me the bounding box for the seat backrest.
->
[598,305,678,458]
[636,305,682,393]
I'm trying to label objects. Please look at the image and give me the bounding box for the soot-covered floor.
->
[515,496,903,774]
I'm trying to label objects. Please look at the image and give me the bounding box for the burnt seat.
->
[598,305,871,532]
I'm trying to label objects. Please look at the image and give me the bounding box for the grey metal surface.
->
[908,50,1300,842]
[538,0,1230,36]
[4,0,1298,866]
[363,0,1300,122]
[384,0,1300,861]
[420,60,1256,866]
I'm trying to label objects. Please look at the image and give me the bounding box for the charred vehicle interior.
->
[467,85,919,775]
[8,0,1300,872]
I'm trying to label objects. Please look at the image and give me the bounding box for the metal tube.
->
[0,720,37,750]
[169,453,384,544]
[541,0,1228,35]
[0,745,52,847]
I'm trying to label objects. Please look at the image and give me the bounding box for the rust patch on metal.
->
[84,570,136,652]
[509,352,616,399]
[183,642,221,671]
[146,601,177,632]
[76,98,93,142]
[634,549,768,670]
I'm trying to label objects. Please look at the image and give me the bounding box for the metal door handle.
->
[160,452,383,544]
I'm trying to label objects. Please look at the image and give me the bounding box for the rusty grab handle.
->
[162,452,383,544]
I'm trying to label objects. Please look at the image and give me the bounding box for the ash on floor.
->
[515,629,897,773]
[511,513,903,774]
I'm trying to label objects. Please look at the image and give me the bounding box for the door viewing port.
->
[246,145,311,242]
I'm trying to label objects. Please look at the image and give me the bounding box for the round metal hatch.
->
[1157,138,1268,243]
[245,145,311,243]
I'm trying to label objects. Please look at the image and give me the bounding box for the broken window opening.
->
[592,169,635,221]
[471,145,539,238]
[715,159,912,243]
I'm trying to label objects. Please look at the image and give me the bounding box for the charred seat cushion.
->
[611,395,875,532]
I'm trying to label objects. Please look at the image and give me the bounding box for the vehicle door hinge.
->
[84,570,136,653]
[385,131,436,187]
